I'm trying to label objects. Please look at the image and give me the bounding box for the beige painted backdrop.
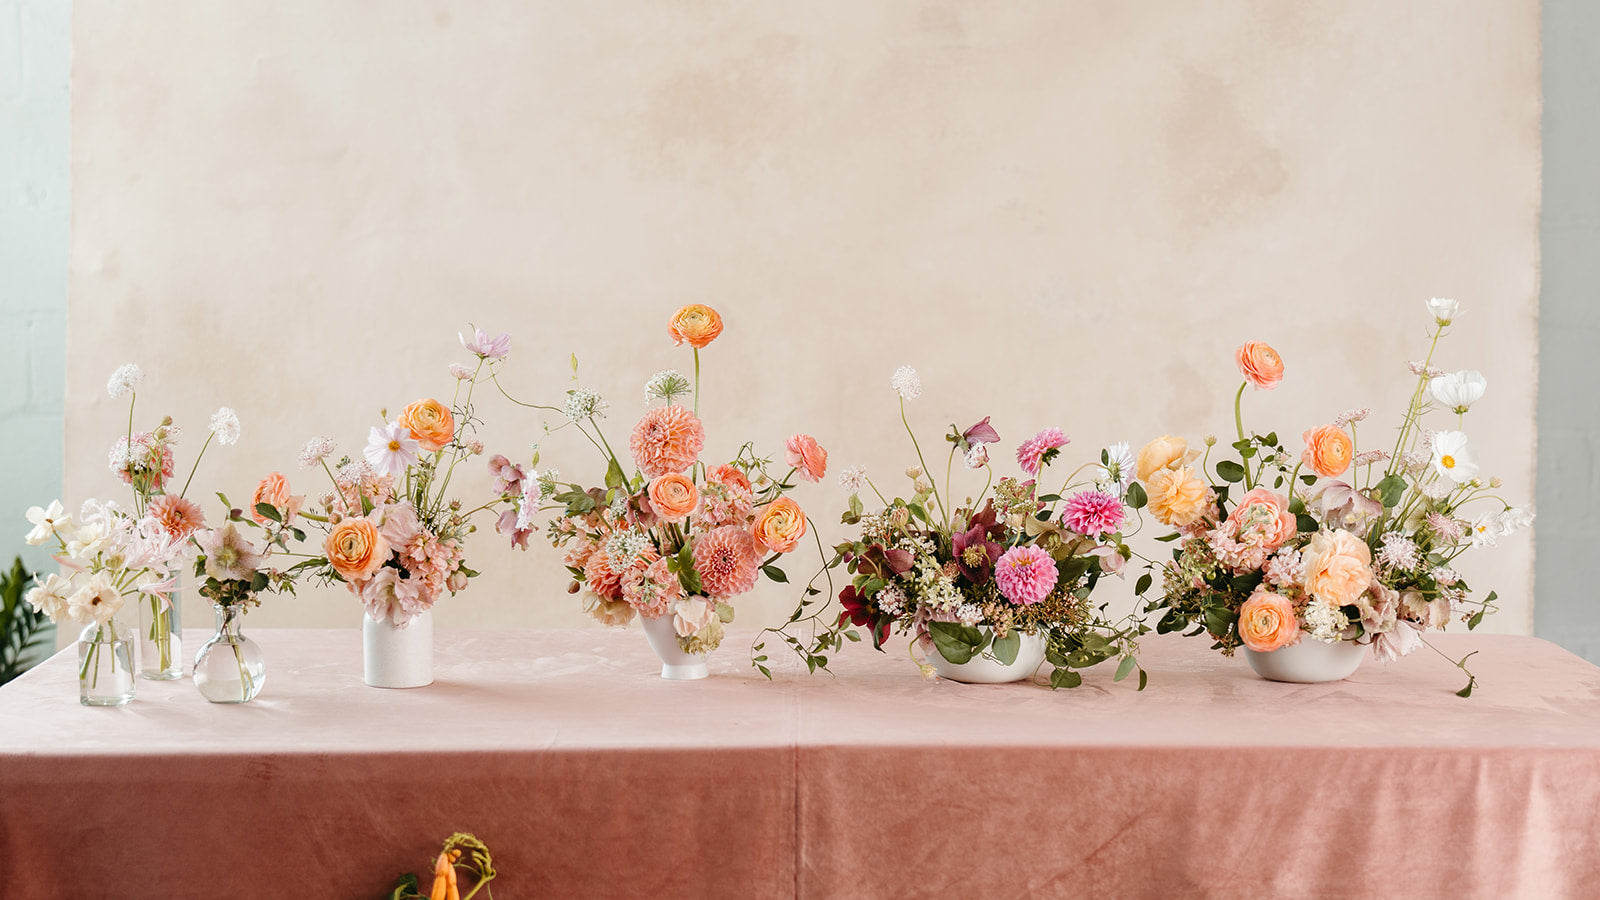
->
[67,2,1539,645]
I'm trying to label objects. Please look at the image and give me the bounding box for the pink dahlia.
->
[622,557,683,619]
[994,545,1058,606]
[1061,490,1124,538]
[1015,428,1068,477]
[693,525,760,599]
[148,493,206,539]
[630,404,705,478]
[583,547,625,601]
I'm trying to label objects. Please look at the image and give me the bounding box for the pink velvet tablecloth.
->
[2,629,1599,899]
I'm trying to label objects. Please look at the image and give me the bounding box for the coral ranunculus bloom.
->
[250,472,304,525]
[1301,425,1354,478]
[325,516,390,582]
[785,434,828,483]
[399,398,455,452]
[668,304,724,349]
[648,473,699,522]
[1237,589,1300,651]
[752,497,808,553]
[1235,341,1285,390]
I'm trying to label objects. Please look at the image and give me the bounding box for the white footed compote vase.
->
[138,577,183,681]
[364,610,434,688]
[640,611,709,681]
[927,627,1048,684]
[1243,638,1365,684]
[78,621,136,707]
[193,602,265,703]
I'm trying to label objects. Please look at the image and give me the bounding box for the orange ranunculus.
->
[1237,589,1300,652]
[324,516,390,582]
[751,497,807,553]
[1235,341,1285,390]
[648,473,699,522]
[1301,530,1373,610]
[1136,435,1190,483]
[1226,488,1296,551]
[1301,425,1353,478]
[399,398,455,452]
[667,304,724,349]
[785,434,827,483]
[250,472,304,525]
[1147,465,1209,527]
[708,464,751,492]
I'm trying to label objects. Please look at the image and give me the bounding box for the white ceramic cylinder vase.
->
[363,610,434,689]
[928,628,1048,684]
[639,612,709,680]
[1243,638,1365,683]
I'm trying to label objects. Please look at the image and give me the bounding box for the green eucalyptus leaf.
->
[991,631,1021,666]
[1215,460,1246,483]
[1114,655,1137,682]
[1376,475,1408,508]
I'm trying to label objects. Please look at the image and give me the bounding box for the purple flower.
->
[952,524,1003,584]
[1015,428,1068,476]
[962,416,1001,446]
[460,328,511,360]
[1061,490,1125,538]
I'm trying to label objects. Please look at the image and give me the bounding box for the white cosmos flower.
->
[1098,442,1136,492]
[1428,371,1486,414]
[24,500,72,546]
[1429,431,1478,484]
[890,366,922,400]
[107,363,144,399]
[1495,505,1534,537]
[1426,297,1461,325]
[1468,514,1499,548]
[364,422,420,479]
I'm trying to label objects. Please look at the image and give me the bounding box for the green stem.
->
[1387,323,1445,476]
[179,432,216,499]
[901,398,947,524]
[1233,381,1254,490]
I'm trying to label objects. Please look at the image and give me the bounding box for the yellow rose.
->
[1147,465,1209,527]
[1137,435,1190,483]
[1302,530,1373,609]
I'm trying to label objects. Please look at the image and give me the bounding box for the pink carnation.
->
[994,545,1057,606]
[1015,428,1068,477]
[693,525,760,600]
[1061,490,1124,538]
[630,405,705,478]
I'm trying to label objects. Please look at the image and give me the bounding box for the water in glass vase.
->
[78,621,136,707]
[192,603,265,703]
[138,579,183,680]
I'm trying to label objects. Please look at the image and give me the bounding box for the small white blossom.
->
[838,465,867,494]
[890,366,922,400]
[954,602,983,626]
[564,388,607,421]
[644,369,692,404]
[107,363,143,399]
[449,363,474,381]
[1408,360,1445,378]
[1428,371,1486,414]
[1097,442,1136,492]
[876,584,907,616]
[1430,431,1478,484]
[24,501,72,546]
[1426,297,1461,325]
[209,407,241,446]
[298,436,338,468]
[1376,533,1420,571]
[1303,598,1350,643]
[963,442,989,470]
[1353,449,1391,467]
[1494,506,1534,537]
[1431,566,1461,587]
[1333,408,1371,428]
[1468,514,1498,548]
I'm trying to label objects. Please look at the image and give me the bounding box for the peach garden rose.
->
[1235,341,1285,391]
[648,473,699,522]
[1136,435,1190,483]
[1147,465,1209,527]
[250,472,304,525]
[1301,530,1373,610]
[399,398,455,452]
[752,496,808,553]
[1301,424,1353,478]
[1237,589,1300,652]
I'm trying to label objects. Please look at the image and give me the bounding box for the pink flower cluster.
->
[109,432,175,490]
[354,501,466,626]
[698,465,754,528]
[994,545,1057,606]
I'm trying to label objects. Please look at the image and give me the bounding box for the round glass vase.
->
[192,603,265,703]
[137,577,183,680]
[78,620,136,707]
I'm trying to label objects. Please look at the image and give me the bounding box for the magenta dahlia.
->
[993,545,1058,606]
[1015,427,1068,477]
[1061,490,1125,538]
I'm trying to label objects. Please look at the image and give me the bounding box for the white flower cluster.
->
[1263,547,1305,589]
[107,363,143,399]
[1376,533,1420,572]
[1302,598,1349,643]
[875,583,907,616]
[564,388,607,421]
[604,529,651,568]
[209,407,240,446]
[299,436,338,468]
[890,365,922,400]
[963,443,989,470]
[644,369,692,404]
[838,465,867,494]
[1333,408,1370,428]
[954,602,983,626]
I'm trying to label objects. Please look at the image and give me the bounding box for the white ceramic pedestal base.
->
[928,630,1048,684]
[639,613,709,680]
[363,610,434,688]
[1243,638,1365,683]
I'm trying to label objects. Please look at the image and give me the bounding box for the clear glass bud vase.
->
[78,620,136,707]
[138,578,183,680]
[192,603,265,703]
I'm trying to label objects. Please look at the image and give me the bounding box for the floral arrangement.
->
[293,341,509,626]
[765,366,1150,689]
[22,363,238,674]
[1139,299,1530,695]
[489,305,823,656]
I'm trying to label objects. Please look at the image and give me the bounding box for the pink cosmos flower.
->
[693,525,760,599]
[1061,490,1125,538]
[630,405,705,478]
[1015,428,1068,477]
[460,328,511,360]
[994,545,1057,606]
